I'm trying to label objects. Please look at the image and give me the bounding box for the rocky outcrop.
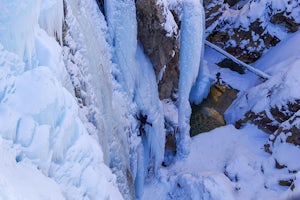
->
[204,0,299,63]
[190,83,238,136]
[235,100,300,147]
[270,12,300,33]
[207,20,280,63]
[135,0,180,99]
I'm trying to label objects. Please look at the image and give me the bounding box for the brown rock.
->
[190,83,238,136]
[279,179,294,188]
[135,0,180,99]
[224,0,240,7]
[270,12,299,33]
[165,134,176,152]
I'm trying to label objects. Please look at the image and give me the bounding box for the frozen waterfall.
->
[0,0,208,199]
[177,0,209,157]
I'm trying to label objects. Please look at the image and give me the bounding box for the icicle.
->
[0,0,41,67]
[38,0,64,45]
[177,0,206,157]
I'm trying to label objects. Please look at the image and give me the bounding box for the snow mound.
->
[0,137,64,200]
[144,124,300,199]
[169,172,235,200]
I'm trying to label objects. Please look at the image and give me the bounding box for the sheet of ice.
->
[38,0,63,44]
[105,1,165,197]
[105,0,138,97]
[35,28,73,92]
[0,59,122,199]
[135,44,165,167]
[64,0,135,198]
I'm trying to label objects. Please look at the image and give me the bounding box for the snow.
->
[144,124,300,200]
[0,138,64,200]
[254,32,300,73]
[205,40,271,80]
[157,0,178,37]
[273,143,300,171]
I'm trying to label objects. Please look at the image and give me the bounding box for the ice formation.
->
[0,0,209,199]
[0,0,122,199]
[177,0,208,157]
[105,0,165,197]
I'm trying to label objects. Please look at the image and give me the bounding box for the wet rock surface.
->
[190,83,238,137]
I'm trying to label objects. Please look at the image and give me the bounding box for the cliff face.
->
[204,0,300,63]
[135,0,300,100]
[136,0,180,99]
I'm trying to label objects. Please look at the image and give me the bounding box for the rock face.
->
[190,83,238,136]
[135,0,180,99]
[204,0,300,63]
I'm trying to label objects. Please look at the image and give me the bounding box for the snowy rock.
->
[205,0,300,63]
[226,31,300,152]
